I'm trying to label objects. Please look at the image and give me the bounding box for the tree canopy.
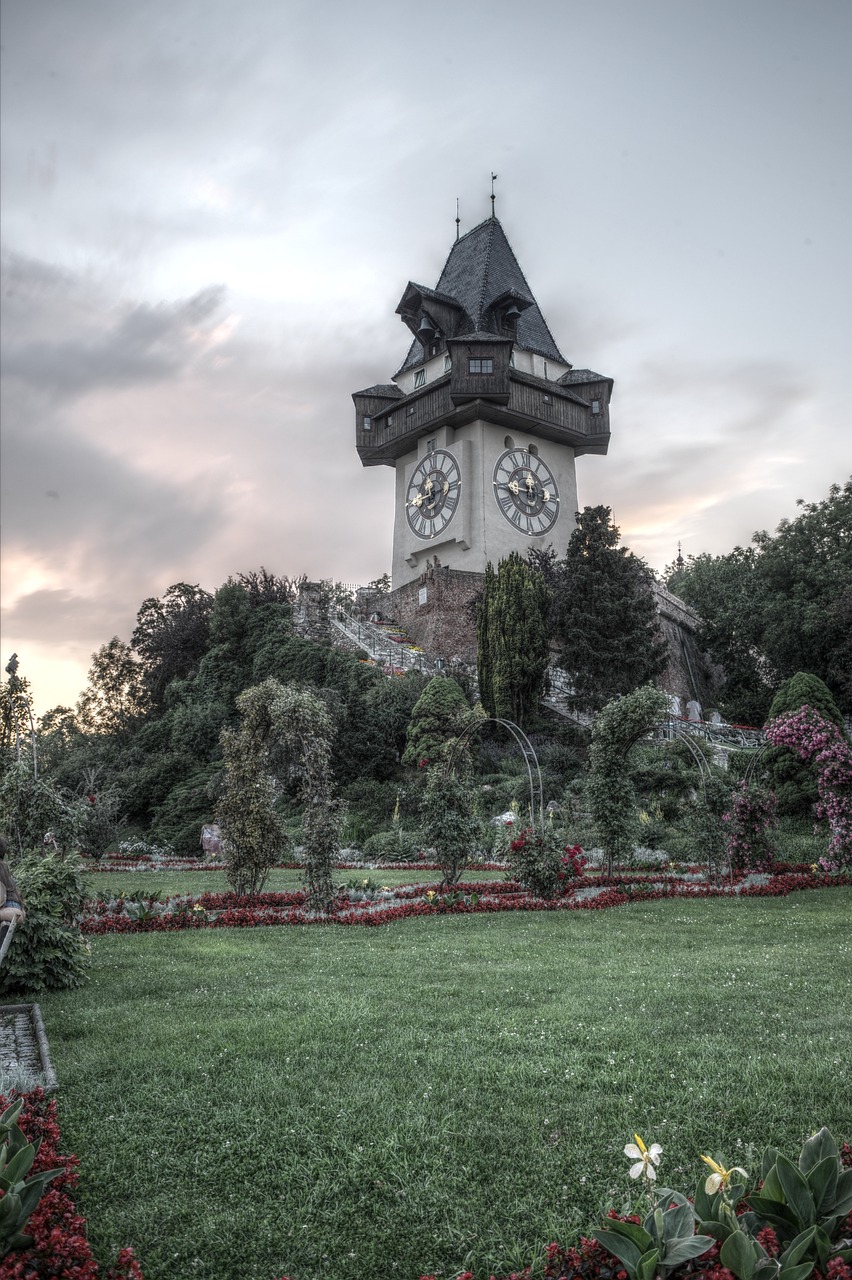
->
[669,479,852,720]
[532,506,668,715]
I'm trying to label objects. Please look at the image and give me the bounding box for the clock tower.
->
[353,214,612,591]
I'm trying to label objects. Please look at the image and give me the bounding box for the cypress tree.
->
[476,552,550,728]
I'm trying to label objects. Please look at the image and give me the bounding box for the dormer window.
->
[592,400,601,415]
[469,357,493,374]
[363,416,372,432]
[414,368,426,389]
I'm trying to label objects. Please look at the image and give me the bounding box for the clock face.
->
[405,448,462,540]
[493,448,560,535]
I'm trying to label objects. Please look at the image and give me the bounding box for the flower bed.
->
[0,1089,143,1279]
[79,868,849,935]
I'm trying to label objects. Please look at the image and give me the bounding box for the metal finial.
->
[455,197,460,242]
[676,540,684,569]
[490,172,498,217]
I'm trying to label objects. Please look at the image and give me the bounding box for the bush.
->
[362,826,423,862]
[766,672,847,815]
[0,852,90,995]
[0,763,81,857]
[419,767,483,887]
[724,781,778,871]
[507,826,585,898]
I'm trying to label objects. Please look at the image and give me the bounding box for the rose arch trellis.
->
[764,706,852,869]
[446,717,545,829]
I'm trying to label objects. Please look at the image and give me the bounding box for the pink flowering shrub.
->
[723,782,778,871]
[765,705,852,869]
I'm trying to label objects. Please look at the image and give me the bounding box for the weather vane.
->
[455,196,460,241]
[490,172,498,217]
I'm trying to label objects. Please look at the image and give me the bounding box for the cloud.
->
[2,252,226,397]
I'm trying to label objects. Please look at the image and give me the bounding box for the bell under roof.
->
[397,217,568,374]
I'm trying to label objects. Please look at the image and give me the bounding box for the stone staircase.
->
[329,610,443,677]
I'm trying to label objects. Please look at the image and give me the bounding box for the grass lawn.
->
[39,887,852,1280]
[83,867,508,898]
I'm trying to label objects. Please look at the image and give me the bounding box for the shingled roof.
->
[397,217,568,373]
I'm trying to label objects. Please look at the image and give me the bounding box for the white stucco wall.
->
[391,416,579,587]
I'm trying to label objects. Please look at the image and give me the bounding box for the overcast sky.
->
[2,0,850,714]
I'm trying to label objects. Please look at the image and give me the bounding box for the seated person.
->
[0,836,26,923]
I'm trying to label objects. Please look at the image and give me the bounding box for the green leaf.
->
[777,1153,816,1228]
[592,1229,642,1277]
[798,1128,837,1175]
[834,1168,852,1215]
[721,1230,759,1280]
[749,1195,799,1232]
[661,1199,695,1241]
[662,1235,715,1267]
[2,1144,35,1185]
[700,1221,735,1242]
[762,1162,785,1202]
[810,1226,832,1267]
[778,1265,815,1280]
[695,1180,717,1221]
[604,1219,654,1252]
[636,1248,660,1280]
[806,1155,838,1216]
[762,1146,781,1180]
[780,1227,816,1269]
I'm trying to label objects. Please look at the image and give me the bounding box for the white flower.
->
[700,1155,747,1195]
[624,1133,662,1180]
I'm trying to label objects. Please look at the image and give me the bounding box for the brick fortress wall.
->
[369,563,484,667]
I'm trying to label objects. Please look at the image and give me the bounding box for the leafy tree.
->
[401,676,470,767]
[419,765,482,887]
[76,637,149,740]
[537,507,668,715]
[216,684,292,897]
[765,672,847,815]
[131,582,214,708]
[1,657,39,773]
[671,478,852,719]
[216,679,344,908]
[0,761,82,856]
[588,685,671,874]
[476,552,551,727]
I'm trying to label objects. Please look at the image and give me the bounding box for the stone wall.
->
[652,582,722,711]
[381,565,485,667]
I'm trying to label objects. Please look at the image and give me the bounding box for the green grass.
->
[84,867,507,898]
[40,888,852,1280]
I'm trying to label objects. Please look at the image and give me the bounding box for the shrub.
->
[362,826,423,862]
[0,1096,63,1256]
[0,852,90,995]
[765,672,846,815]
[0,763,81,857]
[419,766,482,887]
[401,677,470,767]
[507,826,585,899]
[724,781,778,872]
[588,686,671,874]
